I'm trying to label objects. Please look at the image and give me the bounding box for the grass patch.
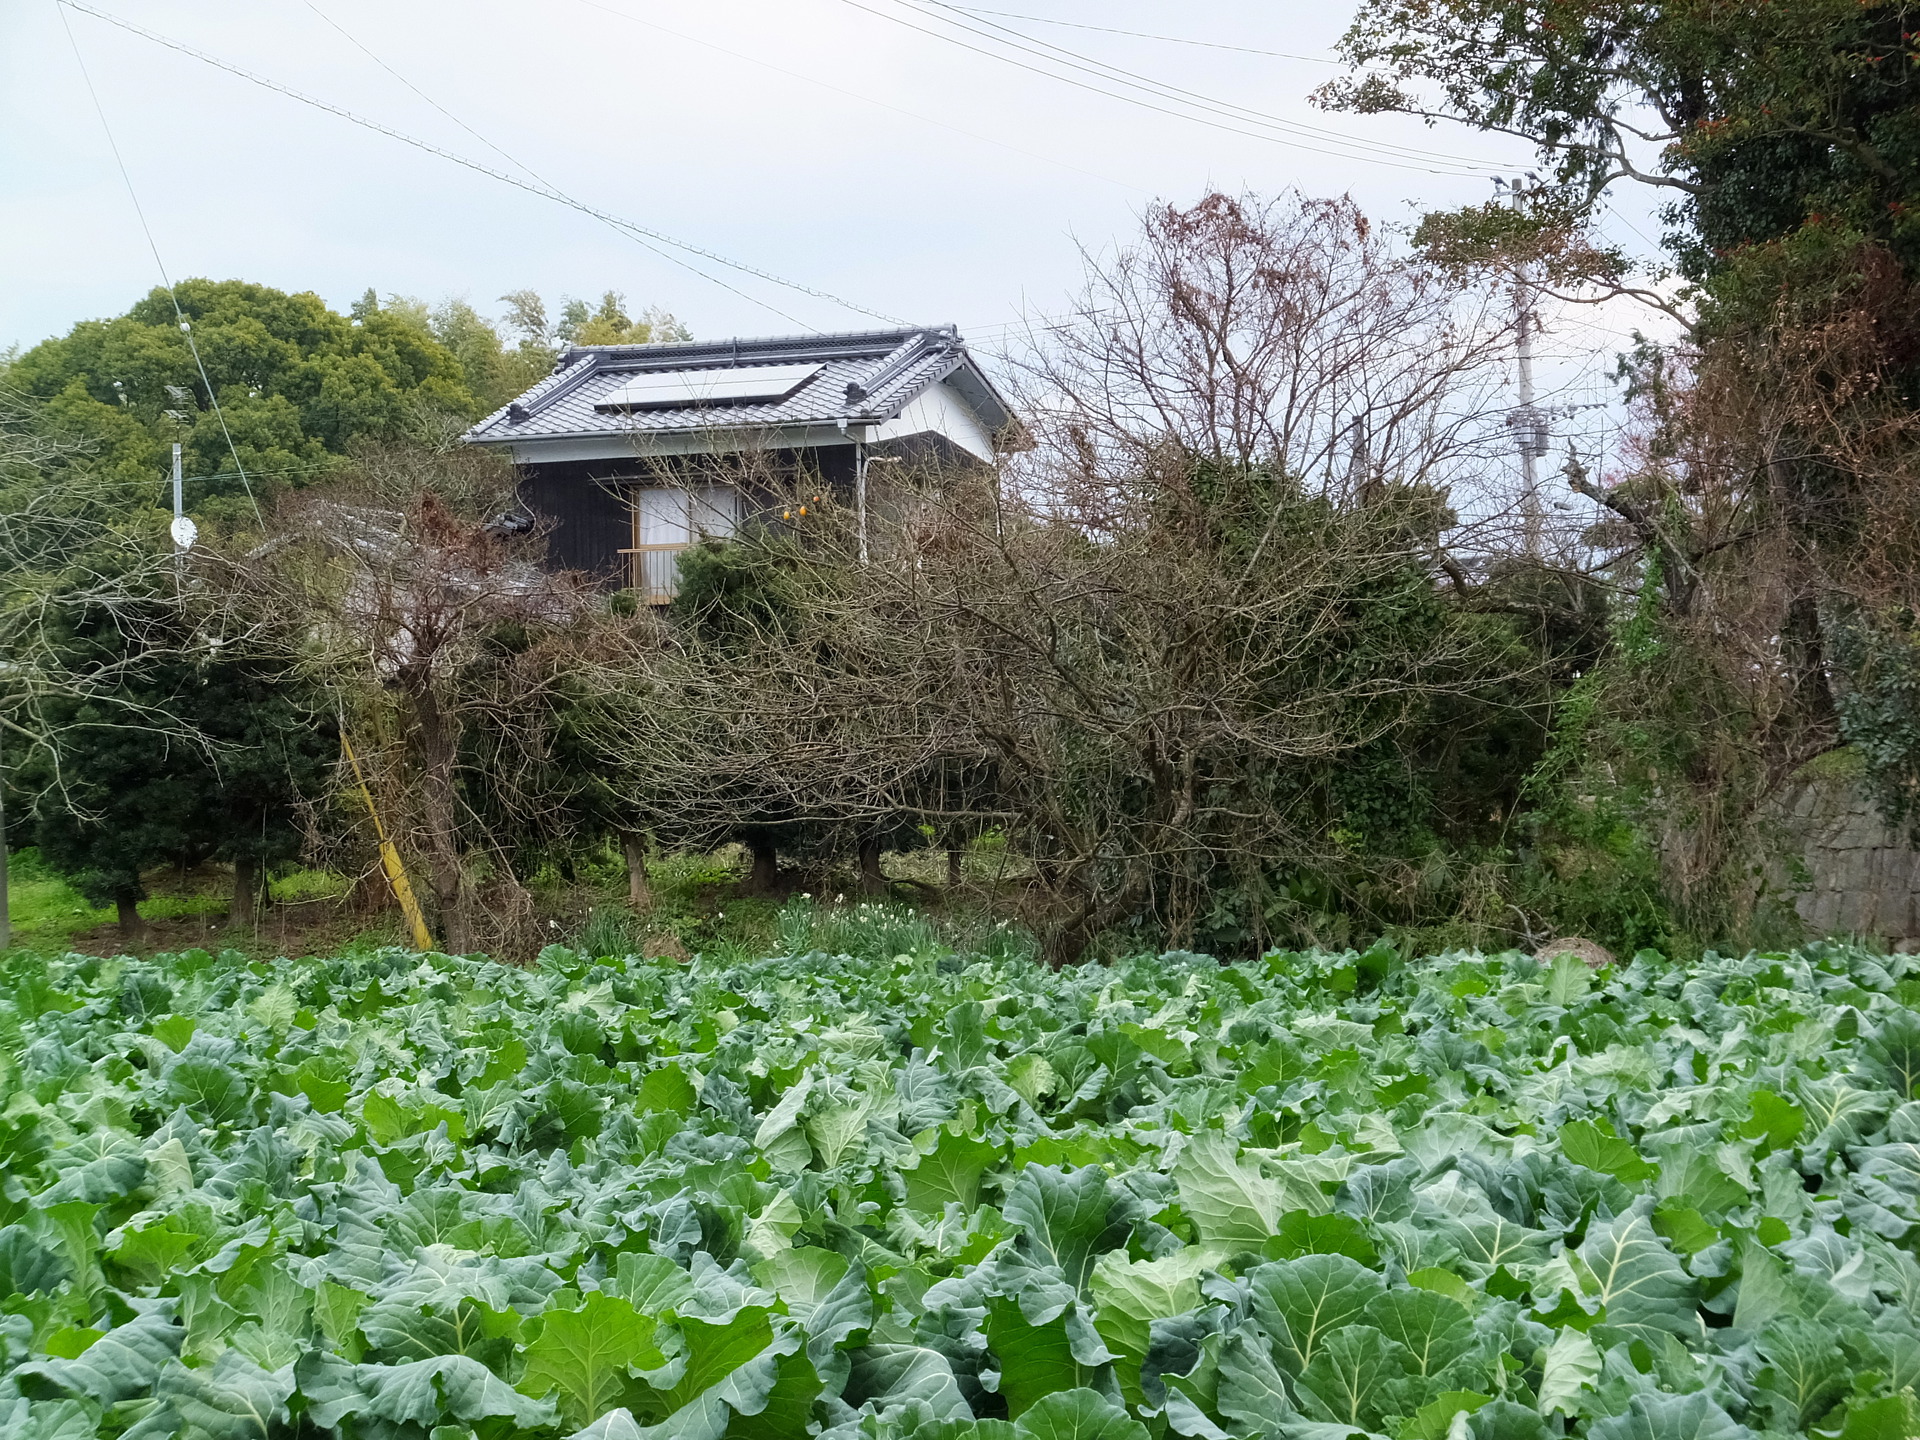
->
[6,839,1041,966]
[270,868,350,904]
[5,873,114,946]
[139,892,227,922]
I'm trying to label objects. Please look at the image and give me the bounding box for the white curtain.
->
[633,485,738,600]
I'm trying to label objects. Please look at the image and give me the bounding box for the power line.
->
[912,0,1505,167]
[834,0,1505,174]
[1597,206,1666,255]
[58,1,906,327]
[184,460,344,485]
[949,5,1339,64]
[562,0,1145,195]
[301,0,533,179]
[296,0,813,329]
[837,0,1484,174]
[55,2,265,526]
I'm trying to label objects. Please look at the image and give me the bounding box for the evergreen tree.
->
[20,585,332,944]
[9,279,481,526]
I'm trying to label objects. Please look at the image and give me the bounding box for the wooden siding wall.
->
[517,462,632,583]
[517,446,861,589]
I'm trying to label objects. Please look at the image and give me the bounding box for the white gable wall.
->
[870,380,996,463]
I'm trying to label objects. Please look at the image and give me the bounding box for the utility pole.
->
[169,443,197,575]
[1346,417,1373,499]
[1504,176,1549,557]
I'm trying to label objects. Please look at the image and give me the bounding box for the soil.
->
[57,881,672,962]
[61,902,411,961]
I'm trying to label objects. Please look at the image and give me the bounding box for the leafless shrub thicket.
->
[1021,193,1514,485]
[565,193,1537,961]
[0,390,234,809]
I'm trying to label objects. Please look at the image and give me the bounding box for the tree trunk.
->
[744,835,779,896]
[1768,453,1842,740]
[116,892,148,950]
[1781,593,1840,733]
[348,861,390,916]
[232,854,259,929]
[946,846,963,891]
[400,665,472,954]
[1041,861,1142,967]
[620,830,652,911]
[1043,911,1095,968]
[858,835,885,898]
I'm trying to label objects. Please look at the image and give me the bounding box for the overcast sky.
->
[5,0,1659,339]
[3,0,1679,510]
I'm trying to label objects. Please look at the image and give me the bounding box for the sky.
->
[2,0,1674,491]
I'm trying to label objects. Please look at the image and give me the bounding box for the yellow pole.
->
[340,731,435,952]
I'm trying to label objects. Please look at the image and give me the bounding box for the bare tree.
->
[0,390,285,946]
[1014,193,1515,507]
[0,392,191,771]
[227,438,598,955]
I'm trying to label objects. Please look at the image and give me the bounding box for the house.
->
[463,325,1016,601]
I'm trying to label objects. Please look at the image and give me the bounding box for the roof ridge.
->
[856,329,963,411]
[558,326,932,369]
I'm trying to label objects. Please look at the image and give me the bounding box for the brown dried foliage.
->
[1564,235,1920,926]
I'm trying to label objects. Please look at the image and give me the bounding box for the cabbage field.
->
[3,937,1920,1440]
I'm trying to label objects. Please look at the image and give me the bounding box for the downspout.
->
[839,412,869,563]
[855,439,869,563]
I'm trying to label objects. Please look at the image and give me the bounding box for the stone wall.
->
[1768,775,1920,946]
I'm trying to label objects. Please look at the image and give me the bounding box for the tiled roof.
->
[464,326,1012,447]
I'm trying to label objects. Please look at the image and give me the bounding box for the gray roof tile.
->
[464,325,1011,447]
